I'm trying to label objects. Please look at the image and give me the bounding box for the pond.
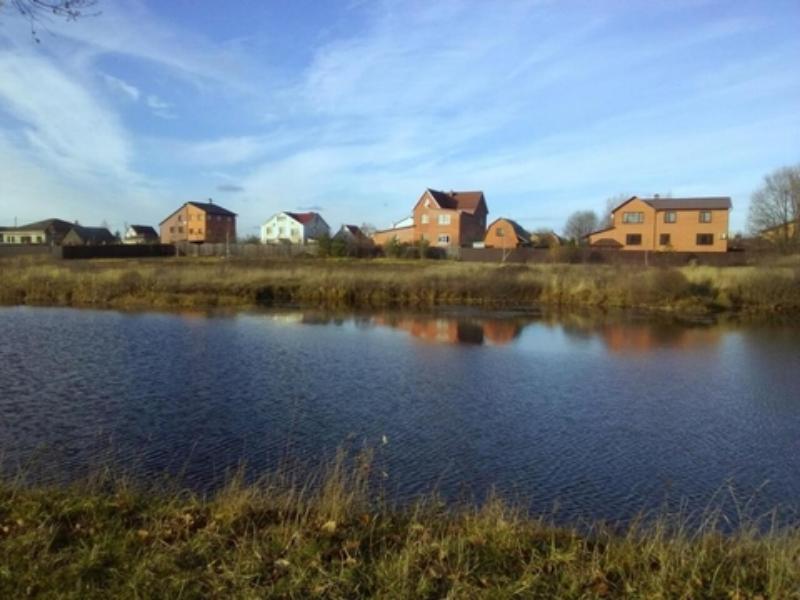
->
[1,306,799,524]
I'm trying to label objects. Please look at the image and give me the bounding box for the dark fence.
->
[59,244,176,260]
[0,245,54,258]
[455,247,750,266]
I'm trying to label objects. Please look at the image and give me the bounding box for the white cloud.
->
[0,51,133,180]
[102,73,140,101]
[145,94,175,119]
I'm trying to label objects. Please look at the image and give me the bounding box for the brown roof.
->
[643,197,732,210]
[285,211,318,224]
[488,218,531,243]
[426,189,486,214]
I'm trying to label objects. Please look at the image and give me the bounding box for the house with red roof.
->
[261,211,330,244]
[372,188,489,248]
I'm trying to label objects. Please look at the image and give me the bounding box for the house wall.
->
[0,229,48,244]
[161,205,235,244]
[372,226,415,246]
[484,218,520,248]
[303,215,330,242]
[589,199,729,252]
[262,214,307,244]
[413,204,464,246]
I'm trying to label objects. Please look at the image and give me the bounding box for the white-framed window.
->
[437,234,450,244]
[438,214,451,225]
[664,211,677,223]
[699,211,712,223]
[622,212,644,224]
[421,214,429,224]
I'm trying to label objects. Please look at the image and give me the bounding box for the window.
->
[622,212,644,224]
[421,214,429,224]
[496,227,504,237]
[178,227,184,234]
[189,228,194,234]
[170,226,175,233]
[0,234,4,243]
[626,234,642,245]
[438,214,451,225]
[437,234,450,244]
[659,234,671,246]
[697,233,714,245]
[699,211,712,223]
[664,211,677,223]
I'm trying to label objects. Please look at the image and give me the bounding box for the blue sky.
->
[0,0,798,236]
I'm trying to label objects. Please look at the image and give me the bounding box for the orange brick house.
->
[160,200,237,244]
[373,189,488,248]
[484,218,531,248]
[587,196,732,252]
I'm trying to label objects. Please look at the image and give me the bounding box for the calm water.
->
[1,306,799,524]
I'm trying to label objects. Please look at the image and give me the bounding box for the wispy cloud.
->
[145,94,174,119]
[102,73,140,101]
[217,183,245,193]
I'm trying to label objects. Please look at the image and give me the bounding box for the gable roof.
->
[342,224,367,238]
[285,211,318,224]
[128,225,158,237]
[66,225,117,244]
[611,195,732,213]
[423,189,486,214]
[12,218,74,233]
[488,218,531,243]
[187,201,237,216]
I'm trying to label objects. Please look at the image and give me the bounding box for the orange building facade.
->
[160,201,237,244]
[587,196,731,252]
[373,189,488,248]
[484,218,531,248]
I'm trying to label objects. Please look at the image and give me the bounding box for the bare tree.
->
[748,164,800,247]
[1,0,99,41]
[602,194,630,228]
[563,210,599,244]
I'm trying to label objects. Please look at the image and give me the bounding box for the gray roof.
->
[642,197,732,210]
[187,201,237,216]
[67,225,117,244]
[9,218,74,233]
[129,225,158,237]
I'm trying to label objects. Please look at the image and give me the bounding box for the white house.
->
[261,211,330,244]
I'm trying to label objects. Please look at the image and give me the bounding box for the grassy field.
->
[1,454,797,599]
[1,255,799,314]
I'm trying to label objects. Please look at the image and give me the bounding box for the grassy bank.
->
[1,458,798,599]
[1,256,799,314]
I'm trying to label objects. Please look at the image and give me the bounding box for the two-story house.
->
[373,189,489,248]
[412,189,488,247]
[260,212,330,244]
[587,196,732,252]
[159,200,237,244]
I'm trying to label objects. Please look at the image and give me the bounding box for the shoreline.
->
[1,256,799,317]
[1,463,797,598]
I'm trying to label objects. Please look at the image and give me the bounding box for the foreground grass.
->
[1,456,798,599]
[1,256,799,314]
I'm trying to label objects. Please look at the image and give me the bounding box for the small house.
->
[62,225,117,246]
[123,225,159,245]
[261,212,330,244]
[484,218,532,248]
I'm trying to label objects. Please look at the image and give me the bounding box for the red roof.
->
[285,212,318,224]
[425,189,486,214]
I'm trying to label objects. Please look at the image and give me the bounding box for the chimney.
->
[208,198,213,204]
[654,193,660,199]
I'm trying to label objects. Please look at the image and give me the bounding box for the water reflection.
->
[266,309,728,353]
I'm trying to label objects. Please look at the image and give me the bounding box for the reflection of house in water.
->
[374,316,524,346]
[562,319,724,354]
[483,321,523,345]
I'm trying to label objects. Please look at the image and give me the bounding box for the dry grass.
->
[1,255,798,314]
[1,452,798,599]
